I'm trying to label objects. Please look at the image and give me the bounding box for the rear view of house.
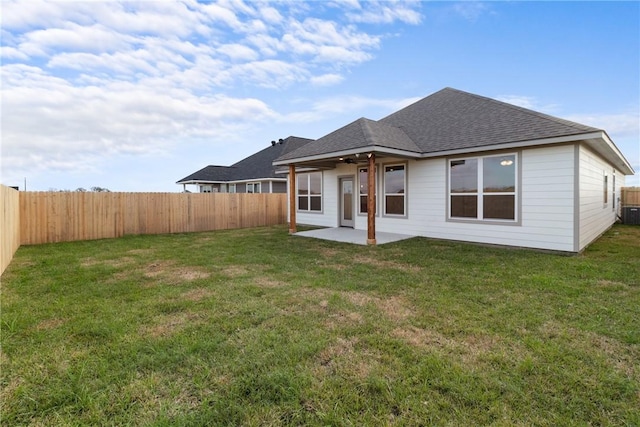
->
[274,88,634,252]
[177,136,313,194]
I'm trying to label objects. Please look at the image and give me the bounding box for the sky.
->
[1,0,639,192]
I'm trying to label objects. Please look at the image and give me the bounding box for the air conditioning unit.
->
[622,206,640,225]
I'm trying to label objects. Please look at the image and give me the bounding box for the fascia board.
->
[417,132,606,159]
[228,177,287,184]
[273,146,421,166]
[596,131,635,175]
[272,131,635,175]
[175,180,227,185]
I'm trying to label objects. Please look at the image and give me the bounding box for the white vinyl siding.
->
[293,143,625,252]
[578,144,622,251]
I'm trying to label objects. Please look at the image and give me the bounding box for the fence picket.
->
[15,192,287,245]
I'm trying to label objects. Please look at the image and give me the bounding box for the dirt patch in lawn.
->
[392,326,511,365]
[343,291,415,321]
[595,279,629,289]
[143,261,210,283]
[221,266,249,278]
[35,318,67,330]
[81,256,136,268]
[181,288,215,302]
[143,313,203,338]
[316,337,372,378]
[254,276,288,288]
[352,254,422,273]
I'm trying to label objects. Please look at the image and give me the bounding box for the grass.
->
[1,224,639,426]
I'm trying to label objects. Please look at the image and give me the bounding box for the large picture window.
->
[449,154,517,221]
[384,164,406,216]
[297,172,322,212]
[358,166,377,214]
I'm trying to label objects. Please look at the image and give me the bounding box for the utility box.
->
[622,206,640,225]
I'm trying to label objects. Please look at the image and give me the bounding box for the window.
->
[247,182,261,194]
[358,166,377,214]
[449,154,517,221]
[603,172,608,205]
[384,164,406,216]
[297,172,322,212]
[612,171,616,211]
[228,184,236,193]
[200,185,212,193]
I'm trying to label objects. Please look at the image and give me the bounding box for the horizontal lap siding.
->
[376,148,575,251]
[519,145,575,251]
[294,146,580,251]
[293,168,339,228]
[578,144,622,251]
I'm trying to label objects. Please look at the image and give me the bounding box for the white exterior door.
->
[340,177,354,228]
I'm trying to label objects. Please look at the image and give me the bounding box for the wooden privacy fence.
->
[1,185,21,275]
[19,192,287,245]
[621,187,640,206]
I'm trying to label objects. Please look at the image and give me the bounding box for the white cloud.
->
[346,0,423,24]
[310,73,345,86]
[565,112,640,138]
[452,1,491,22]
[496,95,559,114]
[1,63,276,179]
[0,0,424,190]
[217,43,260,61]
[283,95,422,124]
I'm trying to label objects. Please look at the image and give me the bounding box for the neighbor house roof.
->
[274,88,634,175]
[177,136,314,184]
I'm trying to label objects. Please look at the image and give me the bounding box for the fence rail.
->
[18,192,287,245]
[1,185,20,275]
[621,187,640,207]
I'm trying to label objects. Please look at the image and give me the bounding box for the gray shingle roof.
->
[275,87,602,163]
[177,136,313,184]
[381,87,599,152]
[275,118,421,161]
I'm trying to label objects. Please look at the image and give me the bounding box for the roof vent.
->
[271,140,276,146]
[278,138,284,144]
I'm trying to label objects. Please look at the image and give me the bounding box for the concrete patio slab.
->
[294,227,415,245]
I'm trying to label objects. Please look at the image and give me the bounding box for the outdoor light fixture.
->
[500,159,513,166]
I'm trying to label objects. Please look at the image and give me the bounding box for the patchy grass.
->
[1,224,639,426]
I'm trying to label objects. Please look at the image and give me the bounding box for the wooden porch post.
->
[289,164,297,234]
[367,153,376,245]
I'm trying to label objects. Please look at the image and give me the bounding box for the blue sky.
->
[1,0,638,191]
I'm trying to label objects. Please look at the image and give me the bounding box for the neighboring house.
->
[177,136,313,193]
[274,87,634,252]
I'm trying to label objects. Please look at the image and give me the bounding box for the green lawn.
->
[1,225,639,426]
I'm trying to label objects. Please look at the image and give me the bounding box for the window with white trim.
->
[247,182,261,194]
[358,166,377,214]
[612,170,616,211]
[297,172,322,212]
[228,183,236,193]
[384,164,406,216]
[449,154,517,221]
[603,172,608,206]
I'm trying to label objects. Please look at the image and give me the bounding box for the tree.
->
[90,186,110,192]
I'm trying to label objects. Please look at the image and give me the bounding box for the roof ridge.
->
[359,117,378,145]
[446,87,599,133]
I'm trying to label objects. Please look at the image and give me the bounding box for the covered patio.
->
[294,227,415,246]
